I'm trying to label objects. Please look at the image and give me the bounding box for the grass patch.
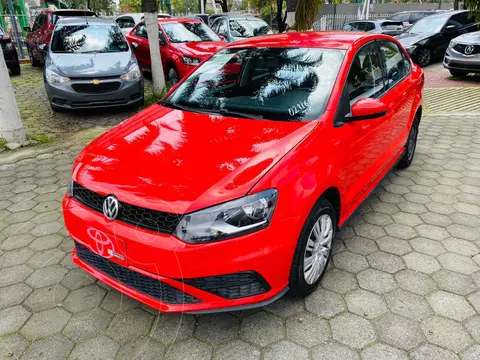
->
[143,83,171,108]
[0,137,7,149]
[27,133,55,144]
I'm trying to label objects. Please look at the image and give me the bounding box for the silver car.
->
[44,17,144,111]
[444,31,480,77]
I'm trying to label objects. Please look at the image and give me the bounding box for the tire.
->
[416,48,431,67]
[396,115,420,169]
[29,49,41,67]
[9,63,21,76]
[289,198,336,297]
[167,66,180,85]
[449,69,469,77]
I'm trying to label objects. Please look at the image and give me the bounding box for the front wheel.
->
[289,198,336,297]
[396,117,419,169]
[29,49,41,67]
[449,69,469,77]
[167,66,180,85]
[9,63,21,76]
[416,48,431,67]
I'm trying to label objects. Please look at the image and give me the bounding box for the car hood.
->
[396,32,431,47]
[454,31,480,44]
[171,41,226,58]
[47,51,136,77]
[73,105,317,214]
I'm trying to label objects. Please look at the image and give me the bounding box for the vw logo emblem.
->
[465,45,474,55]
[103,195,120,220]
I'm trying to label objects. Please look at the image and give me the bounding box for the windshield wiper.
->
[213,108,263,119]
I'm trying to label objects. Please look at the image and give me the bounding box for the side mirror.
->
[23,26,31,32]
[346,98,388,122]
[219,35,226,41]
[39,43,48,52]
[445,24,457,31]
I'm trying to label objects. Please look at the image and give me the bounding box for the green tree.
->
[120,0,142,12]
[465,0,480,18]
[294,0,323,30]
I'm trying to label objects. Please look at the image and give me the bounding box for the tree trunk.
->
[0,46,25,143]
[144,12,165,95]
[277,0,285,32]
[454,0,459,10]
[215,0,228,12]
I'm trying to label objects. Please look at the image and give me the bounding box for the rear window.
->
[51,11,96,24]
[380,21,404,30]
[51,24,128,53]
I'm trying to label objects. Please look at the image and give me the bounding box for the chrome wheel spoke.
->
[303,213,334,285]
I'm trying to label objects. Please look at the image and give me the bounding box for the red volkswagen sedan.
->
[126,18,226,84]
[63,32,423,313]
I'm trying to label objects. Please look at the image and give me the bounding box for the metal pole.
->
[200,0,205,13]
[6,0,24,58]
[186,0,189,15]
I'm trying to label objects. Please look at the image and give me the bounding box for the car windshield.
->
[51,24,129,53]
[229,19,272,37]
[163,47,345,121]
[162,22,220,43]
[408,16,446,34]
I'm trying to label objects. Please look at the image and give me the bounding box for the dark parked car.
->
[0,26,20,75]
[396,10,479,67]
[185,14,209,24]
[343,20,404,36]
[25,9,96,66]
[444,31,480,76]
[389,10,440,26]
[210,15,272,43]
[44,17,143,111]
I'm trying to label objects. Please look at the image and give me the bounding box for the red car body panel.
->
[63,32,424,313]
[125,18,227,80]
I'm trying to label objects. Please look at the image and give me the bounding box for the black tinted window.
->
[51,24,128,53]
[391,13,410,22]
[164,47,345,121]
[449,12,474,27]
[347,42,384,103]
[133,23,147,38]
[378,41,410,88]
[117,17,135,29]
[365,22,375,31]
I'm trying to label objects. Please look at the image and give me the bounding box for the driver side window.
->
[347,42,385,104]
[133,23,147,38]
[218,20,228,36]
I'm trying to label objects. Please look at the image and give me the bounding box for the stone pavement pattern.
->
[0,114,479,359]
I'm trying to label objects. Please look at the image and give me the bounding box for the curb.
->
[0,141,79,165]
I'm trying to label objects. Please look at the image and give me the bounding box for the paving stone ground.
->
[1,64,480,359]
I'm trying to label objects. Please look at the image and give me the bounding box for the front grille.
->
[72,182,181,234]
[182,271,271,300]
[453,43,480,55]
[72,82,121,94]
[75,242,201,304]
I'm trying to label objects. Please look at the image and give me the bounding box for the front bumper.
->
[45,76,144,110]
[443,49,480,73]
[63,195,300,313]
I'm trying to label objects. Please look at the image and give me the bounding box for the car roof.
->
[227,31,377,50]
[215,15,263,20]
[417,9,467,20]
[42,9,96,15]
[55,17,115,26]
[157,17,201,24]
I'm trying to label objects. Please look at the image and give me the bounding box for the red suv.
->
[25,9,96,66]
[126,18,226,84]
[63,32,423,313]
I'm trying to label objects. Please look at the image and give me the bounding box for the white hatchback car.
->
[115,12,171,35]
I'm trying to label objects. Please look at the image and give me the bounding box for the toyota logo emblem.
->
[465,45,474,55]
[103,195,120,220]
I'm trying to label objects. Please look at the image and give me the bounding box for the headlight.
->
[121,64,141,82]
[45,69,70,85]
[449,40,457,48]
[174,189,278,243]
[182,56,201,66]
[405,45,416,54]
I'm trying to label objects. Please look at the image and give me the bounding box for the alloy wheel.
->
[417,49,431,67]
[407,123,418,162]
[303,214,333,285]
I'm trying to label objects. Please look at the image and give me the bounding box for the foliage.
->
[63,0,115,14]
[26,133,55,144]
[465,0,480,20]
[171,0,200,15]
[120,0,142,12]
[294,0,323,30]
[0,137,6,149]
